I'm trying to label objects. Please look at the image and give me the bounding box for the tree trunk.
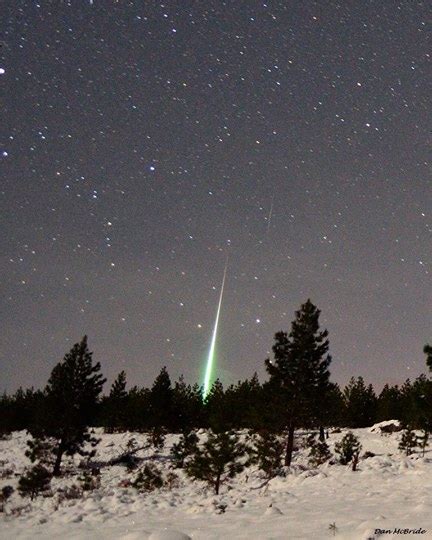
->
[319,426,325,442]
[53,442,65,476]
[284,424,295,466]
[215,473,221,495]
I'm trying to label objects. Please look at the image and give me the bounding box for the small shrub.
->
[132,464,164,492]
[78,469,101,491]
[398,428,418,456]
[165,471,180,489]
[307,434,332,467]
[418,431,429,457]
[18,464,52,500]
[334,432,362,465]
[362,451,376,459]
[57,484,83,501]
[0,486,14,512]
[150,427,166,451]
[249,430,284,478]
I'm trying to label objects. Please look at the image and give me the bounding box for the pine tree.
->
[149,367,174,430]
[172,376,204,432]
[132,464,164,492]
[307,434,332,467]
[418,430,429,457]
[205,379,231,432]
[171,430,199,468]
[104,371,128,432]
[18,464,51,500]
[343,377,377,427]
[30,336,106,476]
[334,432,362,465]
[377,384,402,422]
[265,300,332,466]
[398,427,418,456]
[249,430,284,478]
[185,431,246,495]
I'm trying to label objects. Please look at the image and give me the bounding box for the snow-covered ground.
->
[1,424,431,540]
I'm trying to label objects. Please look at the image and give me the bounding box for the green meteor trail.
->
[203,260,228,399]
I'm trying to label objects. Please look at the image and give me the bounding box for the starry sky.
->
[1,1,431,393]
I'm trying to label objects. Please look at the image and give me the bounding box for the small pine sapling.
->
[78,469,101,491]
[249,430,284,478]
[132,464,164,492]
[25,437,55,466]
[185,430,247,495]
[398,427,418,456]
[334,432,362,465]
[0,486,14,512]
[418,430,429,457]
[18,464,51,500]
[171,430,199,468]
[307,433,332,467]
[150,427,166,451]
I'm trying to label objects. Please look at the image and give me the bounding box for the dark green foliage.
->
[2,486,14,500]
[30,336,106,476]
[249,430,284,478]
[150,426,166,450]
[172,377,204,432]
[343,377,377,428]
[320,383,345,428]
[132,464,164,492]
[0,388,45,436]
[265,300,332,465]
[334,432,362,465]
[418,430,429,457]
[185,431,247,495]
[102,371,128,433]
[307,434,332,467]
[18,464,51,500]
[149,367,174,430]
[398,427,418,456]
[25,437,54,466]
[409,375,432,431]
[377,384,403,422]
[171,430,199,468]
[205,379,232,432]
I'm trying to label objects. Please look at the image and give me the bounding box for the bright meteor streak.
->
[203,259,228,399]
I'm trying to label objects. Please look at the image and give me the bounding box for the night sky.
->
[1,1,431,393]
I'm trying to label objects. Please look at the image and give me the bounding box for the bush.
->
[334,432,362,465]
[18,464,51,500]
[132,464,164,492]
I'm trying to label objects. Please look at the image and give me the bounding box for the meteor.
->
[266,193,275,233]
[203,258,228,399]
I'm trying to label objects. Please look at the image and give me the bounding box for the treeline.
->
[2,370,432,436]
[1,300,431,468]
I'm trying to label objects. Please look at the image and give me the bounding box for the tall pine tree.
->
[265,300,332,466]
[31,336,106,476]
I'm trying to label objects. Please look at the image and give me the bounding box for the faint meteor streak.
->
[203,258,228,399]
[266,194,275,233]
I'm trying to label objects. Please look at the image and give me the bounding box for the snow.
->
[1,426,432,539]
